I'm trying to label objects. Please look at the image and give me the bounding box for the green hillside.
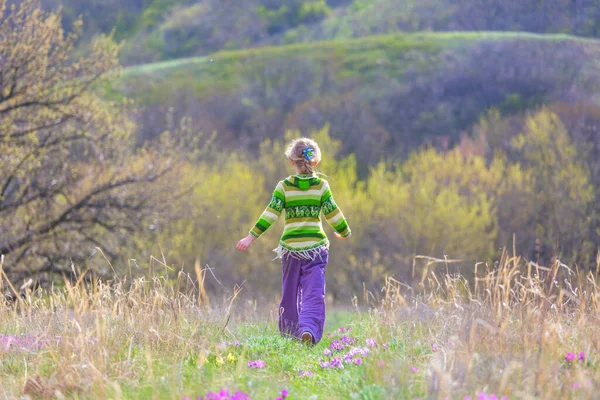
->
[113,31,600,101]
[107,31,600,165]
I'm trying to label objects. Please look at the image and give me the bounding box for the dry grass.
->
[0,251,598,399]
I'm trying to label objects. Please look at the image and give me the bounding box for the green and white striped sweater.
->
[250,174,351,257]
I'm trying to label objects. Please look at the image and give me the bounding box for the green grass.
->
[107,31,600,104]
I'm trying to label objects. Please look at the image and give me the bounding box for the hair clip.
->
[303,147,314,161]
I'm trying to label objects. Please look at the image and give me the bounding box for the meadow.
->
[1,253,598,400]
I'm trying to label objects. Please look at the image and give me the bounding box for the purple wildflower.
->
[330,340,345,351]
[281,389,288,398]
[573,382,581,389]
[324,348,331,356]
[431,344,438,352]
[359,347,371,356]
[366,338,377,347]
[298,370,313,377]
[579,352,585,361]
[340,336,355,345]
[355,358,363,365]
[331,357,344,368]
[565,352,576,362]
[319,361,331,369]
[411,366,418,373]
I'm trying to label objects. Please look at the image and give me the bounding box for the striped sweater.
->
[250,174,351,254]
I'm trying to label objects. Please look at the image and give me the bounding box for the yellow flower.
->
[227,353,236,363]
[216,356,224,366]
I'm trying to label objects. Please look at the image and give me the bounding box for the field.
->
[1,255,598,400]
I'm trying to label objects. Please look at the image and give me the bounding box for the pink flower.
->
[410,366,418,373]
[298,370,313,377]
[431,344,438,352]
[326,333,331,338]
[464,397,472,400]
[324,348,331,356]
[281,389,288,398]
[366,338,377,347]
[354,358,363,365]
[579,352,585,361]
[565,352,576,361]
[573,382,581,389]
[248,359,265,369]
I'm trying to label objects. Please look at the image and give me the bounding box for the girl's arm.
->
[237,182,285,251]
[321,182,351,240]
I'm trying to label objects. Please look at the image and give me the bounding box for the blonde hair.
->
[285,138,322,175]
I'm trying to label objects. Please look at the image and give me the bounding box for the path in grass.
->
[118,310,431,400]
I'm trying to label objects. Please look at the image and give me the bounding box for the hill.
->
[107,32,600,165]
[42,0,600,65]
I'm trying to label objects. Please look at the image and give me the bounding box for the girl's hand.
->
[334,232,351,240]
[236,234,256,251]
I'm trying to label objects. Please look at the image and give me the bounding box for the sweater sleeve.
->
[321,181,351,238]
[250,182,285,239]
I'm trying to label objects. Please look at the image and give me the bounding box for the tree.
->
[0,0,179,283]
[509,109,595,265]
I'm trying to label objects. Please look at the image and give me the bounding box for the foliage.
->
[0,0,181,283]
[505,110,594,264]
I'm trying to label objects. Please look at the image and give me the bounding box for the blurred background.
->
[1,0,599,302]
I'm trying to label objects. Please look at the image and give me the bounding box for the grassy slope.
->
[107,31,600,105]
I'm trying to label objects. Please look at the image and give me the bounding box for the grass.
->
[1,251,599,399]
[105,31,600,104]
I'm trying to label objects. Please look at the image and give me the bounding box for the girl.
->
[236,138,351,344]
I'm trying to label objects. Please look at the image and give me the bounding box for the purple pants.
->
[278,248,328,343]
